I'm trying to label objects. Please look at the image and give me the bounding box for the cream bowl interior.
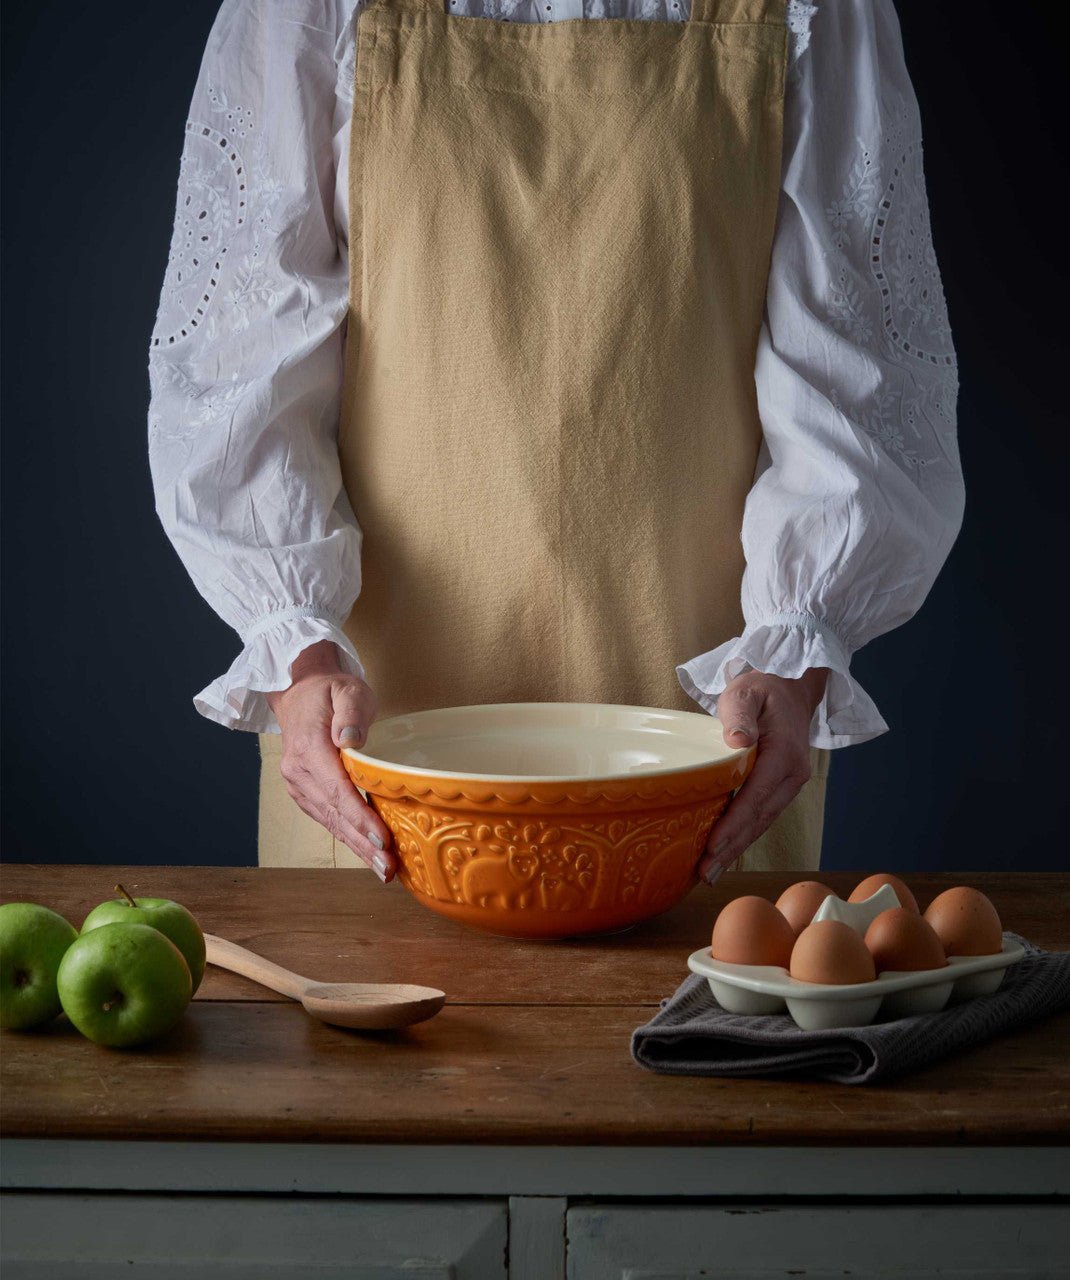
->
[350,701,748,782]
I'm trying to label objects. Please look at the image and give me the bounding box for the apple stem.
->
[115,882,138,909]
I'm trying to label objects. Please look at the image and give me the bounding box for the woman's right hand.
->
[265,640,396,882]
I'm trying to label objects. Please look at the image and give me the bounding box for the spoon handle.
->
[204,933,311,1002]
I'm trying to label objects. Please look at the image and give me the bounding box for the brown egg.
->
[849,872,919,914]
[864,907,947,973]
[923,886,1002,957]
[710,895,795,969]
[790,920,877,986]
[775,880,835,936]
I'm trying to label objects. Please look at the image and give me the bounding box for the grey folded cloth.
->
[631,932,1070,1084]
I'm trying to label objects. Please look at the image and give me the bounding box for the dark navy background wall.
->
[1,3,1065,871]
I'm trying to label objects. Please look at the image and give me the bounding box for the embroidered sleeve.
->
[147,0,367,734]
[676,0,964,748]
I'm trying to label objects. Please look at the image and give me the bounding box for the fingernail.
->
[367,831,384,850]
[370,851,390,883]
[339,725,363,746]
[703,862,725,886]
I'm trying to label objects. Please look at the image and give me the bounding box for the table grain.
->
[2,866,1067,1145]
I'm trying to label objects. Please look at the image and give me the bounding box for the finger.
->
[331,681,376,749]
[290,768,394,880]
[716,680,763,748]
[305,723,394,848]
[700,859,727,888]
[296,724,397,870]
[700,753,808,879]
[281,762,385,865]
[698,733,810,879]
[298,786,395,883]
[306,781,397,879]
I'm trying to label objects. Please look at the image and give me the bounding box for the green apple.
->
[81,885,206,993]
[57,922,192,1048]
[0,902,79,1029]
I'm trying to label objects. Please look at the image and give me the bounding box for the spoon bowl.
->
[301,982,446,1030]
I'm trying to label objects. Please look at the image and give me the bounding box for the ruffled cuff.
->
[193,607,366,735]
[675,611,889,749]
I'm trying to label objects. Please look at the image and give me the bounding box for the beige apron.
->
[258,0,831,871]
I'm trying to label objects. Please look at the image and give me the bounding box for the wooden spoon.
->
[204,933,445,1030]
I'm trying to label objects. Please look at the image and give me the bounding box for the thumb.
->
[716,679,763,749]
[331,682,373,750]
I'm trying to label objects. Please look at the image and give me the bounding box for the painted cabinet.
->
[564,1204,1070,1280]
[0,1194,508,1279]
[6,1191,1070,1279]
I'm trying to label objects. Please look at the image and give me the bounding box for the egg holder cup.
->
[688,884,1025,1030]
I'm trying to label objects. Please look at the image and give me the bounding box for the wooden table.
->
[2,866,1068,1278]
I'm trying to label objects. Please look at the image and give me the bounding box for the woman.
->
[148,0,962,885]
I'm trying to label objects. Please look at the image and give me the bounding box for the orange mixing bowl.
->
[340,702,754,939]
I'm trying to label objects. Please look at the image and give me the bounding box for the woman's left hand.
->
[698,666,830,883]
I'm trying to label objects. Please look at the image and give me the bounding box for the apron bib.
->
[258,0,831,871]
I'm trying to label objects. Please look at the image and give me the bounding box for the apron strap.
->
[371,0,446,12]
[690,0,786,23]
[375,0,787,18]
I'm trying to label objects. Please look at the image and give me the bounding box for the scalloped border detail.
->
[341,756,753,809]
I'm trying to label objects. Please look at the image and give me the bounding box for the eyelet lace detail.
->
[785,0,817,66]
[149,86,261,351]
[824,98,959,481]
[148,85,288,445]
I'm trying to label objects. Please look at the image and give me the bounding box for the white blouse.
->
[147,0,963,750]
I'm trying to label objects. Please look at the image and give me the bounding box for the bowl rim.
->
[341,700,753,784]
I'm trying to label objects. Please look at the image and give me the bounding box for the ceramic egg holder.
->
[688,886,1025,1031]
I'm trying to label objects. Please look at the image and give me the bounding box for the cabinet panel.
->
[566,1204,1070,1279]
[0,1193,507,1279]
